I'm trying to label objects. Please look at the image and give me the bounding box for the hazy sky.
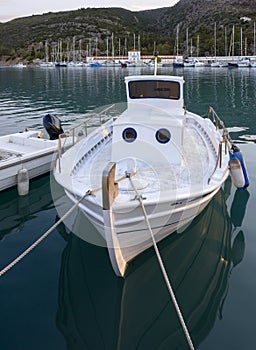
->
[0,0,179,22]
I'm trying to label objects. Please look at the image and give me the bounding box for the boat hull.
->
[0,127,76,191]
[0,150,57,191]
[56,189,234,349]
[65,178,227,276]
[0,130,59,191]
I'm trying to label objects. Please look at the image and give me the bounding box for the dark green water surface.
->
[0,66,255,350]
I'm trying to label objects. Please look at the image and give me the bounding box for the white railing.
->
[206,106,231,183]
[207,106,229,137]
[55,103,125,174]
[57,103,124,159]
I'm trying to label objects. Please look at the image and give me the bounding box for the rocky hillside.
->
[149,0,256,35]
[1,0,256,63]
[145,0,256,55]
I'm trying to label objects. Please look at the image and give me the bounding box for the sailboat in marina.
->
[173,24,184,67]
[194,35,207,67]
[183,29,195,67]
[55,40,67,67]
[237,28,251,68]
[228,25,239,68]
[101,33,121,67]
[251,22,256,67]
[211,23,220,67]
[40,40,54,67]
[68,37,84,67]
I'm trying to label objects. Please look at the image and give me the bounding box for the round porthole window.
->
[122,127,137,143]
[155,128,171,144]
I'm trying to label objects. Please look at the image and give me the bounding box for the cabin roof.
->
[124,75,184,83]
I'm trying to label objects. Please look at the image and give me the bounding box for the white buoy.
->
[17,168,29,196]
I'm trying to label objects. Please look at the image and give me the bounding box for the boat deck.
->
[0,143,33,156]
[72,123,216,198]
[0,133,57,163]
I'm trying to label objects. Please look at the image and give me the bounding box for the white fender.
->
[17,168,29,196]
[229,159,245,189]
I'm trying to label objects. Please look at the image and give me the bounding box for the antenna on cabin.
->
[153,50,158,75]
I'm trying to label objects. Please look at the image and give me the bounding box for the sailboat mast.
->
[214,22,217,59]
[254,21,256,57]
[45,40,49,63]
[240,27,243,57]
[106,37,109,60]
[72,36,76,62]
[197,35,199,57]
[112,33,114,59]
[186,28,189,56]
[224,27,227,57]
[232,25,235,58]
[79,39,82,61]
[176,24,179,56]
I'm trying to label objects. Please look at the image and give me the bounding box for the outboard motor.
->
[43,114,64,140]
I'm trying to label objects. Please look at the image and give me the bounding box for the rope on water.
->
[0,190,93,278]
[128,174,195,350]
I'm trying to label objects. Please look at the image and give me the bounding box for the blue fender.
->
[229,145,249,190]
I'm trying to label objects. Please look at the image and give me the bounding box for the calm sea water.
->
[0,66,256,350]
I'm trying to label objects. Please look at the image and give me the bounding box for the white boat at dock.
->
[210,61,221,67]
[12,62,27,68]
[183,58,195,67]
[0,115,72,192]
[194,58,208,67]
[237,57,251,68]
[40,62,55,67]
[0,130,58,191]
[54,68,233,277]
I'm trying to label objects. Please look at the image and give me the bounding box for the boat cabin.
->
[111,75,186,168]
[125,75,184,112]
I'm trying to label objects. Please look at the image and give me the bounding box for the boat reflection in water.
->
[56,184,249,350]
[0,176,53,240]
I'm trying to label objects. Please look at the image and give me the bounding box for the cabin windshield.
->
[128,80,180,100]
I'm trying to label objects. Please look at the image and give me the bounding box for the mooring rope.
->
[127,174,195,350]
[0,165,138,278]
[0,190,93,277]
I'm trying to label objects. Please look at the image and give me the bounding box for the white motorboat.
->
[210,61,220,67]
[194,59,207,67]
[0,130,58,191]
[40,62,54,67]
[173,57,184,68]
[219,62,229,68]
[0,114,71,192]
[54,73,231,277]
[183,59,195,67]
[237,57,251,68]
[12,62,27,68]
